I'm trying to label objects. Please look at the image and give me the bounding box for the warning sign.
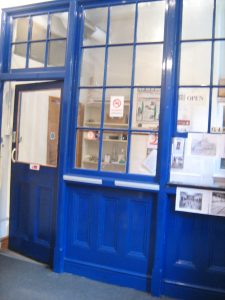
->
[109,96,124,118]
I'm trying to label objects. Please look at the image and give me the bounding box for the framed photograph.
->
[176,187,210,214]
[209,191,225,217]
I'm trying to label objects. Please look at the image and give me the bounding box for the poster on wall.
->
[176,187,210,214]
[136,88,160,130]
[142,134,158,174]
[171,137,185,169]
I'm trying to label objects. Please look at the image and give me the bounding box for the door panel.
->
[9,81,62,264]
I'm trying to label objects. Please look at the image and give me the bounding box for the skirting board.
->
[163,280,225,300]
[63,258,151,292]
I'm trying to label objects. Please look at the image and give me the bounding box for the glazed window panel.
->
[106,46,133,86]
[83,8,108,46]
[129,133,158,176]
[31,15,48,41]
[12,17,29,43]
[104,89,130,129]
[179,42,211,86]
[135,44,164,86]
[177,88,210,133]
[48,40,67,67]
[101,131,128,173]
[109,4,135,44]
[181,0,214,40]
[75,1,165,177]
[215,0,225,38]
[80,48,105,86]
[132,88,161,131]
[78,89,103,128]
[11,44,27,69]
[211,89,225,133]
[75,129,100,170]
[50,12,68,39]
[28,42,45,68]
[137,1,165,42]
[10,11,68,70]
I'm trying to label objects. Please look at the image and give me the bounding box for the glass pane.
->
[213,41,225,85]
[17,89,61,167]
[12,17,29,42]
[137,1,165,43]
[11,44,27,69]
[179,42,211,85]
[78,89,103,128]
[50,12,68,39]
[83,8,107,46]
[28,42,45,68]
[109,4,135,44]
[80,48,105,86]
[129,133,158,176]
[135,45,163,86]
[181,0,213,40]
[132,88,160,130]
[215,0,225,38]
[107,46,133,86]
[104,89,130,128]
[31,15,48,41]
[211,88,225,133]
[48,40,66,67]
[75,129,100,170]
[177,88,209,132]
[101,131,128,173]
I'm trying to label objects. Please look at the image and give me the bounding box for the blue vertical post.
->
[0,10,8,152]
[151,0,180,296]
[53,0,78,272]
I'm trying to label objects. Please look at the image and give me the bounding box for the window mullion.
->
[26,16,32,68]
[97,6,110,172]
[126,2,138,174]
[208,0,217,133]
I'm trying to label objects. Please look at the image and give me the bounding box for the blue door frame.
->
[0,1,225,299]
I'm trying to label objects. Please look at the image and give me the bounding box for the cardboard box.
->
[218,79,225,97]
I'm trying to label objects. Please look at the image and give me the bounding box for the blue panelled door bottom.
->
[64,184,157,292]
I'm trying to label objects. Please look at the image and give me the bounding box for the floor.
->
[0,250,172,300]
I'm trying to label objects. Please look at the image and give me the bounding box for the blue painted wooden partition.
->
[0,1,224,300]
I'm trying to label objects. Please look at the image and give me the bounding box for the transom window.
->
[10,11,68,69]
[74,1,166,176]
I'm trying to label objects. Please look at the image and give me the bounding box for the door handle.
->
[11,148,17,163]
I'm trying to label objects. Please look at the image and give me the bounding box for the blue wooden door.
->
[9,81,63,265]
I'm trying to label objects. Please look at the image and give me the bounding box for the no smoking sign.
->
[109,96,124,118]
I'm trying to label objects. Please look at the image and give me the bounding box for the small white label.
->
[30,164,40,171]
[109,96,124,118]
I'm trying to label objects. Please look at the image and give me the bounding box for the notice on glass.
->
[109,96,124,118]
[171,137,185,169]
